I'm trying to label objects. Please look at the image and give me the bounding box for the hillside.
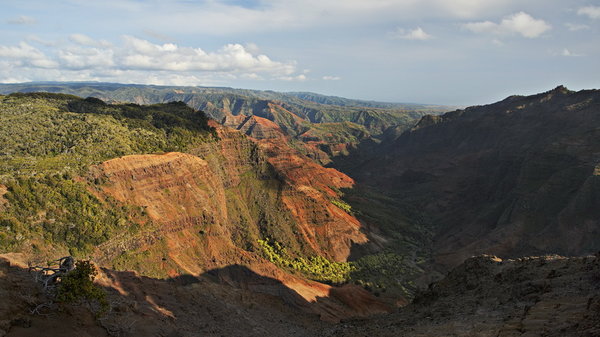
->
[336,254,600,337]
[336,86,600,273]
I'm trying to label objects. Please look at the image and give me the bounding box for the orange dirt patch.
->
[0,184,8,211]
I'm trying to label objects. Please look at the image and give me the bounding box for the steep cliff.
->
[84,122,379,320]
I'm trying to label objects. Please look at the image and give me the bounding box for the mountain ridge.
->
[336,85,600,272]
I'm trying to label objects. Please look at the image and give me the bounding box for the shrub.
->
[56,260,108,315]
[331,199,352,213]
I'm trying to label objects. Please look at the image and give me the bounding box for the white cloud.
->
[0,42,57,68]
[390,27,433,40]
[25,35,57,47]
[7,15,36,25]
[142,30,176,43]
[463,12,551,38]
[58,47,115,69]
[279,74,307,81]
[0,35,304,85]
[560,49,583,57]
[322,75,341,81]
[244,43,261,55]
[565,23,590,31]
[578,6,600,19]
[118,36,296,75]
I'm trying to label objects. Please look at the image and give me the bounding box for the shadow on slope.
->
[331,87,600,276]
[0,256,391,337]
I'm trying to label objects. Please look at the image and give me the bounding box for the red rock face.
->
[211,120,367,262]
[95,152,228,225]
[258,137,366,261]
[223,115,287,141]
[217,119,367,261]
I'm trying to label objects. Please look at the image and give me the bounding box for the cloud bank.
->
[0,35,301,85]
[578,6,600,19]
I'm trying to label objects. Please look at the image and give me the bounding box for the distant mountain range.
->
[0,82,453,165]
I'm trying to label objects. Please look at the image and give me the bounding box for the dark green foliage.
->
[67,99,212,134]
[66,98,215,151]
[351,252,420,297]
[7,92,81,100]
[56,260,108,314]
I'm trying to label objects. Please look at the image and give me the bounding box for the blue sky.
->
[1,0,599,105]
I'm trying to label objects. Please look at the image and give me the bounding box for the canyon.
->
[0,85,598,336]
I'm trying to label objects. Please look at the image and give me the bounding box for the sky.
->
[1,0,599,105]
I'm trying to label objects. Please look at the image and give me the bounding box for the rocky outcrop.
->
[335,254,600,337]
[223,114,287,140]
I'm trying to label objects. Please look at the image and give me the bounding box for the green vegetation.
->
[0,93,214,177]
[56,260,108,315]
[0,174,137,256]
[351,252,419,297]
[331,199,352,214]
[301,122,369,144]
[0,93,215,255]
[258,238,420,296]
[258,238,355,284]
[111,238,179,279]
